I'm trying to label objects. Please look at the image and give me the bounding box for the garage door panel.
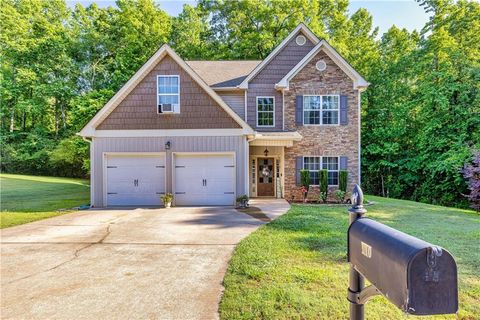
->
[106,154,165,206]
[174,154,235,206]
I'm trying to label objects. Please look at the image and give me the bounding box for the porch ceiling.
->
[249,131,303,147]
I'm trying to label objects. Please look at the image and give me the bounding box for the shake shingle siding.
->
[247,31,315,131]
[97,56,240,130]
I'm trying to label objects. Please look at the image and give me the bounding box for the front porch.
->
[248,131,302,199]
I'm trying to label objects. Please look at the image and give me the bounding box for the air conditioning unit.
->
[158,103,178,113]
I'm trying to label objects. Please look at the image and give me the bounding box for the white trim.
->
[91,128,248,138]
[238,23,319,89]
[302,155,340,187]
[244,90,248,122]
[315,60,327,71]
[103,152,167,207]
[244,137,249,196]
[157,75,180,114]
[358,90,362,186]
[302,94,340,126]
[282,90,285,130]
[275,40,369,91]
[79,44,253,137]
[296,35,306,46]
[172,151,236,206]
[256,96,275,127]
[212,86,245,91]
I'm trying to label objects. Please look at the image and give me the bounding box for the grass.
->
[220,196,480,320]
[0,174,90,228]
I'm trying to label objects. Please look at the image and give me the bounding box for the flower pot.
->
[164,202,171,208]
[239,199,248,208]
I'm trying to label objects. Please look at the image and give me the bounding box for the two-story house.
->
[79,23,368,207]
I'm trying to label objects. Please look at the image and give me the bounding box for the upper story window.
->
[303,95,339,125]
[157,75,180,113]
[257,96,275,127]
[303,156,339,186]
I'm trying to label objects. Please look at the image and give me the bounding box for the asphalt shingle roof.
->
[186,60,261,88]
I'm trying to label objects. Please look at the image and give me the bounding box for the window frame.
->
[303,156,340,186]
[256,96,275,127]
[302,94,340,126]
[157,75,180,114]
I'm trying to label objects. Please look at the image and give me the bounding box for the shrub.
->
[319,169,328,203]
[334,190,346,203]
[461,151,480,212]
[339,170,348,192]
[300,169,310,189]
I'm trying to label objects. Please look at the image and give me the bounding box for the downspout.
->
[81,136,94,208]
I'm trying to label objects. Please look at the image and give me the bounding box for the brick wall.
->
[283,49,360,201]
[97,56,240,130]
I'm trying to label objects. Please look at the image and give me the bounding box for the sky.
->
[66,0,431,36]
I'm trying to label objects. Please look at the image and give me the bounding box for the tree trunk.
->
[54,100,59,138]
[381,173,385,197]
[10,67,16,132]
[61,102,66,130]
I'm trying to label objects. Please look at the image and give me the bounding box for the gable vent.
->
[296,35,306,46]
[316,60,327,71]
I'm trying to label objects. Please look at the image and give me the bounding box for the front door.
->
[257,157,274,197]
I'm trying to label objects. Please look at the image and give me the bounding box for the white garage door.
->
[105,154,166,206]
[174,154,235,206]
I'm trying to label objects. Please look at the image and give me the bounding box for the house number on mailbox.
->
[361,242,372,258]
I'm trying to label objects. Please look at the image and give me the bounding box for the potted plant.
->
[160,193,174,208]
[236,195,249,208]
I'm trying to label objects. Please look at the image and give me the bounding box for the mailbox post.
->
[347,185,368,320]
[346,185,458,319]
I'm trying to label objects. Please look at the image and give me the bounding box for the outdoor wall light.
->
[165,141,171,150]
[264,148,269,156]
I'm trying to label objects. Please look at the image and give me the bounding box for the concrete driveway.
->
[1,199,289,320]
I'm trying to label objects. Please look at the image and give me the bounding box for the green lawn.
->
[0,174,90,228]
[220,196,480,320]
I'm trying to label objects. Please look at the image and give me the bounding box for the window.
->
[303,95,339,125]
[257,97,275,127]
[303,157,320,185]
[322,157,339,186]
[157,75,179,113]
[303,156,339,186]
[296,35,306,46]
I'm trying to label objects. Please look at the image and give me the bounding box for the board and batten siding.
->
[91,136,248,207]
[218,91,245,119]
[247,30,315,131]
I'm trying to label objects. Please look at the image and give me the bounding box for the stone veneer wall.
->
[283,49,360,201]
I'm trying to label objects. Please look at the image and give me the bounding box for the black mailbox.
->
[348,218,458,315]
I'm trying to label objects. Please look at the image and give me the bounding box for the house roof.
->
[186,60,261,88]
[275,40,369,91]
[78,44,254,137]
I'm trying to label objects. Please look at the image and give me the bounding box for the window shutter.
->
[340,156,348,170]
[340,95,348,125]
[296,156,304,186]
[295,95,303,126]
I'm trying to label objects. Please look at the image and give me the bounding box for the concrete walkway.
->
[1,199,289,320]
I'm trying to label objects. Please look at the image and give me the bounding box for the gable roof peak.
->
[238,23,320,89]
[275,39,369,91]
[79,44,253,137]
